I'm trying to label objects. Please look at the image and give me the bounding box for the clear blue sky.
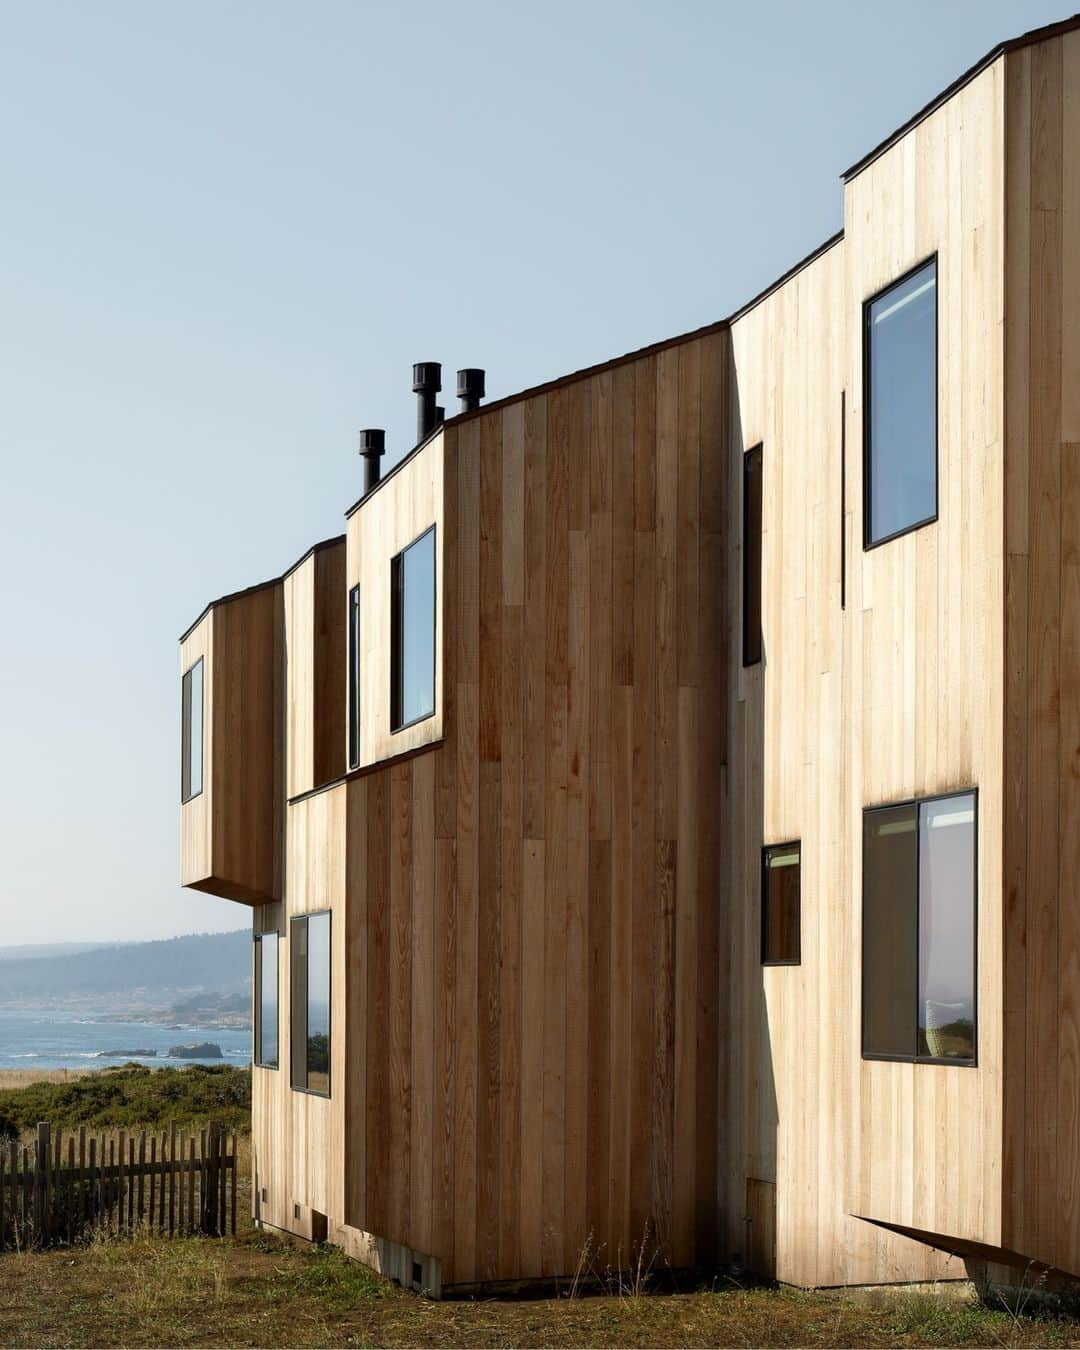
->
[0,0,1064,945]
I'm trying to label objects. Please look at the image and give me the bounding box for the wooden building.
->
[180,15,1080,1294]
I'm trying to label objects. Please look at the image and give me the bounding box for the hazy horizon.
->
[1,0,1064,945]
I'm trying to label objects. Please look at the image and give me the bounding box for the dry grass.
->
[0,1069,97,1091]
[2,1227,1080,1349]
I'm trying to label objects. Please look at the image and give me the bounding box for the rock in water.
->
[168,1042,223,1060]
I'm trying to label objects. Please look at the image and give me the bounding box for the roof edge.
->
[442,228,844,432]
[344,425,444,521]
[178,533,345,644]
[842,12,1080,183]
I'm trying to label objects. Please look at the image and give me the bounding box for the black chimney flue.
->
[413,362,442,442]
[359,428,385,495]
[457,368,485,413]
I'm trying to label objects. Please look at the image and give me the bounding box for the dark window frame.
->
[840,389,847,609]
[742,444,763,667]
[181,656,204,804]
[290,911,332,1098]
[253,930,280,1070]
[348,585,361,770]
[862,254,939,551]
[861,787,978,1068]
[390,523,437,734]
[761,840,802,966]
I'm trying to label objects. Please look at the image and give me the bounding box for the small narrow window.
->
[254,931,279,1069]
[391,525,436,731]
[761,843,801,965]
[742,445,763,666]
[862,790,976,1064]
[840,390,847,610]
[348,585,361,770]
[181,657,204,803]
[864,257,938,548]
[290,911,331,1095]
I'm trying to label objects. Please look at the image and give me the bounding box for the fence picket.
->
[168,1125,176,1237]
[137,1131,145,1226]
[0,1123,236,1251]
[187,1136,195,1235]
[117,1132,126,1233]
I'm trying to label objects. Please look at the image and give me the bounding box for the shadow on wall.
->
[719,361,778,1282]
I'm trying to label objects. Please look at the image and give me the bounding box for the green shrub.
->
[0,1064,251,1134]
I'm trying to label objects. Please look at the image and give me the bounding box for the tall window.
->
[291,912,331,1095]
[391,526,436,731]
[348,585,361,770]
[254,931,279,1069]
[742,445,762,666]
[761,842,801,965]
[181,657,204,803]
[864,256,938,548]
[862,791,976,1064]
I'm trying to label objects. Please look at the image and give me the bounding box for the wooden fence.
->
[0,1122,238,1250]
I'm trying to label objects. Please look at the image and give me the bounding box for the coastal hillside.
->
[0,930,251,1006]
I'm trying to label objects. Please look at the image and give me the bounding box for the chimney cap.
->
[358,428,386,456]
[412,362,442,393]
[457,367,486,400]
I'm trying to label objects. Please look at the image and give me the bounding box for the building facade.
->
[180,17,1080,1295]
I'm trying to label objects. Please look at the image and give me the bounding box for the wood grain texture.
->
[1002,28,1080,1278]
[832,52,1004,1283]
[284,541,346,799]
[181,581,283,906]
[330,338,726,1287]
[208,29,1080,1296]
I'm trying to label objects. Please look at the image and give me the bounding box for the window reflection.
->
[762,844,801,964]
[865,258,937,546]
[348,586,361,769]
[862,791,976,1065]
[290,913,331,1095]
[256,933,278,1069]
[306,912,331,1093]
[918,795,976,1060]
[181,658,204,802]
[393,527,436,730]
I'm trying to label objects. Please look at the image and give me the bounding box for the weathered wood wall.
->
[229,24,1080,1295]
[840,55,1006,1262]
[1003,27,1080,1277]
[180,582,283,906]
[284,538,346,799]
[335,333,727,1288]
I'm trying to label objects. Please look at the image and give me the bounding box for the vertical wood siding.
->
[340,339,726,1288]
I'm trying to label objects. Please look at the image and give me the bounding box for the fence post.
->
[36,1123,49,1248]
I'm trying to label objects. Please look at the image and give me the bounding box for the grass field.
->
[2,1226,1080,1349]
[0,1070,97,1091]
[1,1069,1078,1347]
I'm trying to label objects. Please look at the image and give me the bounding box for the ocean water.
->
[0,1010,252,1070]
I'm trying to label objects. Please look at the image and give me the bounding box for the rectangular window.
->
[742,445,762,666]
[391,525,436,731]
[181,657,204,803]
[862,790,976,1064]
[864,256,938,548]
[348,585,361,770]
[840,390,847,610]
[761,842,801,965]
[290,911,331,1095]
[254,931,279,1069]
